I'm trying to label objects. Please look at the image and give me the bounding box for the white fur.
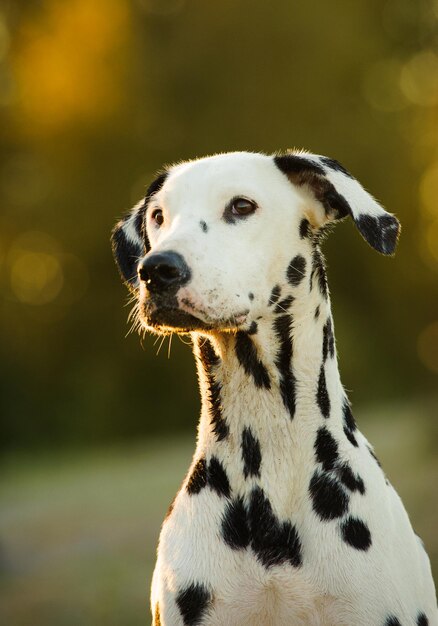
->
[117,152,437,626]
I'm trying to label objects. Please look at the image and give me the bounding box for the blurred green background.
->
[0,0,437,624]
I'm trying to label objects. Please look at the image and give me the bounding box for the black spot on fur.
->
[221,496,250,549]
[344,426,359,447]
[342,399,357,432]
[208,456,231,498]
[268,284,281,306]
[274,294,294,314]
[319,156,354,178]
[417,612,429,626]
[248,486,302,568]
[314,305,320,320]
[273,314,296,418]
[309,470,349,520]
[322,318,335,361]
[248,292,254,300]
[198,338,229,441]
[314,427,339,471]
[311,248,328,299]
[235,332,271,389]
[154,602,161,626]
[385,617,402,626]
[187,457,207,495]
[341,516,372,551]
[367,444,382,468]
[199,220,208,233]
[287,255,306,287]
[176,582,211,626]
[317,365,330,419]
[355,213,400,255]
[248,321,258,335]
[299,218,311,239]
[241,427,262,478]
[337,463,365,494]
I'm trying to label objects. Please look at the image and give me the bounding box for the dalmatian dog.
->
[111,151,437,626]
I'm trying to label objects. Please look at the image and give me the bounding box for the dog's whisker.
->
[167,333,173,359]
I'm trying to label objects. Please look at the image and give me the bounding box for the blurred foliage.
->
[0,0,437,448]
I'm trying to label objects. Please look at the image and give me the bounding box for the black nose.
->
[138,251,191,293]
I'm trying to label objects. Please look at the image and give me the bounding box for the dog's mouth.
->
[141,297,249,333]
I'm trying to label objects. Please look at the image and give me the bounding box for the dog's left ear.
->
[274,153,400,255]
[111,171,168,291]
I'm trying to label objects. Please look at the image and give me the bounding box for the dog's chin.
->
[142,307,213,333]
[141,303,249,334]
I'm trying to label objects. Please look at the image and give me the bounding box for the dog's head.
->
[111,151,400,334]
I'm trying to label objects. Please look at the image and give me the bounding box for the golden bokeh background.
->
[0,1,437,624]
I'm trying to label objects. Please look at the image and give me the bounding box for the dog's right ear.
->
[111,171,168,291]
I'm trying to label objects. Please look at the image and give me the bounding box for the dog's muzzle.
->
[138,251,206,331]
[138,251,191,294]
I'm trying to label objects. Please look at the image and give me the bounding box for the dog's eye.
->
[231,198,257,216]
[152,209,164,226]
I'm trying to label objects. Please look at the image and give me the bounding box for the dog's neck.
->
[191,248,351,494]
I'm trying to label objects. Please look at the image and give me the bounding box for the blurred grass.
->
[0,401,437,626]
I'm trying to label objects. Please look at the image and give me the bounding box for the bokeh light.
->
[11,0,131,137]
[400,51,438,107]
[418,321,438,374]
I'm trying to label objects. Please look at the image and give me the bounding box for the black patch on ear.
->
[241,427,262,478]
[208,456,231,497]
[314,427,339,471]
[111,171,168,288]
[145,171,168,204]
[248,486,302,568]
[319,156,354,179]
[176,582,211,626]
[287,255,306,287]
[187,457,208,494]
[275,154,326,177]
[355,213,400,255]
[340,516,372,551]
[200,220,208,233]
[273,314,296,418]
[274,154,351,220]
[309,470,349,520]
[111,214,144,288]
[235,332,271,389]
[221,497,250,549]
[417,612,429,626]
[197,338,229,441]
[317,365,330,418]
